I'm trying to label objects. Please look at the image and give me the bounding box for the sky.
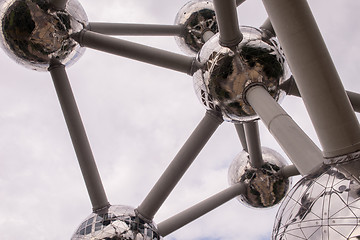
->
[0,0,359,239]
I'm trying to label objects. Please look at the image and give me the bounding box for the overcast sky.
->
[0,0,359,239]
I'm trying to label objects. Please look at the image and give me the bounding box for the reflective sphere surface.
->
[0,0,87,71]
[273,165,360,240]
[174,0,218,56]
[228,147,290,208]
[71,205,162,240]
[193,26,290,122]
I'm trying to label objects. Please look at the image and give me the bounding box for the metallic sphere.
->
[193,26,290,122]
[71,205,162,240]
[228,147,290,208]
[174,0,218,56]
[273,165,360,240]
[0,0,87,71]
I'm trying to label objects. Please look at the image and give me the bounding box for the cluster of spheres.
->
[273,164,360,239]
[193,26,290,122]
[0,0,87,71]
[228,147,291,208]
[72,205,162,240]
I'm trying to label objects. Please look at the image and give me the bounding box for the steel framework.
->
[0,0,360,239]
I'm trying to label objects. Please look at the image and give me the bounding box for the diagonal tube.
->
[234,123,248,152]
[157,183,246,237]
[262,0,360,158]
[283,77,360,114]
[87,23,183,36]
[49,0,67,10]
[135,111,223,221]
[246,85,323,175]
[213,0,242,47]
[49,61,110,212]
[277,165,300,178]
[244,121,264,169]
[72,30,198,75]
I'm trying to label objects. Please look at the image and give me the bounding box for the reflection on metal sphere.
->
[0,0,87,71]
[71,205,162,240]
[174,0,218,56]
[273,165,360,240]
[228,147,290,208]
[193,26,290,122]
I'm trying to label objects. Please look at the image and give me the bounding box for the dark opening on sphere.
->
[0,0,87,71]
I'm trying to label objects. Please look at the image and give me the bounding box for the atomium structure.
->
[0,0,360,239]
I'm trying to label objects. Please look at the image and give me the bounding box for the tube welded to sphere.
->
[277,165,300,178]
[213,0,242,47]
[157,183,246,236]
[87,23,183,36]
[72,30,197,75]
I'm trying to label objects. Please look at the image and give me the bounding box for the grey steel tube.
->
[284,77,360,113]
[157,183,246,237]
[246,86,323,175]
[49,0,67,10]
[72,30,197,75]
[244,121,264,169]
[87,23,183,36]
[262,0,360,158]
[49,61,110,212]
[136,111,223,221]
[278,165,301,178]
[234,123,248,152]
[213,0,242,47]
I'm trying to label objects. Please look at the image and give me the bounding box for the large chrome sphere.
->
[71,205,162,240]
[174,0,218,56]
[0,0,87,71]
[228,147,290,208]
[273,165,360,240]
[193,26,290,122]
